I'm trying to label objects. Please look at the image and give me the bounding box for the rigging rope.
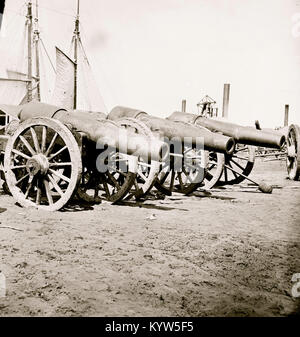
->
[40,37,56,74]
[37,4,75,18]
[78,38,107,112]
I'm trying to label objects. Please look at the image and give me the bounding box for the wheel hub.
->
[26,154,49,176]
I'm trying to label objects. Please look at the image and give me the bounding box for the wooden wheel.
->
[116,118,161,200]
[4,118,82,211]
[217,145,255,186]
[202,151,225,190]
[79,160,137,204]
[286,124,300,181]
[79,120,138,204]
[154,145,206,195]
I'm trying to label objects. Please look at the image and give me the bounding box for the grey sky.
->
[1,0,300,127]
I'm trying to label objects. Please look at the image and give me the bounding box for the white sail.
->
[6,70,29,81]
[51,47,75,109]
[0,78,27,105]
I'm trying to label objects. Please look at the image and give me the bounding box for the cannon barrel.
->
[168,111,285,149]
[109,106,235,155]
[17,102,168,162]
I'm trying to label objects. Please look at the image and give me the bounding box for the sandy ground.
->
[0,159,299,317]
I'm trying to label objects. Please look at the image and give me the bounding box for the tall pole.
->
[182,99,186,113]
[73,0,80,110]
[284,104,289,127]
[27,1,33,102]
[34,0,41,101]
[222,83,230,119]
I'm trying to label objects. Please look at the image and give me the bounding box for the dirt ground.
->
[0,159,299,317]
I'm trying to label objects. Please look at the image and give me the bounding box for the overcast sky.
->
[1,0,300,127]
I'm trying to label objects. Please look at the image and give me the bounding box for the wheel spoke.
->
[41,126,47,153]
[232,155,249,161]
[48,174,64,197]
[182,166,189,177]
[49,168,71,183]
[48,146,68,161]
[228,162,238,179]
[44,180,53,205]
[205,171,213,181]
[11,165,27,170]
[12,149,30,160]
[158,171,169,185]
[49,162,72,168]
[30,127,41,153]
[133,180,140,191]
[137,170,148,182]
[183,170,194,184]
[107,172,121,191]
[230,159,246,171]
[103,180,111,197]
[24,182,33,199]
[19,136,36,156]
[16,174,30,186]
[45,133,58,157]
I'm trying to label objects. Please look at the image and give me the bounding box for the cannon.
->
[168,111,285,148]
[167,111,286,190]
[0,102,168,211]
[108,106,236,196]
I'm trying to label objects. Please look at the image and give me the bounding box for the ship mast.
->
[73,0,80,110]
[34,0,41,101]
[26,0,33,102]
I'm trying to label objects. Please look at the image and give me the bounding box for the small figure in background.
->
[197,95,217,118]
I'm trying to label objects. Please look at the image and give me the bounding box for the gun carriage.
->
[167,111,287,191]
[108,106,236,197]
[0,102,168,211]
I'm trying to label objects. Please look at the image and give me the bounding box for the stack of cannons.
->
[0,101,295,212]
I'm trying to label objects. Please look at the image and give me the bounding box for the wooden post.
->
[182,99,186,113]
[34,0,40,101]
[27,1,33,102]
[73,0,80,110]
[284,105,289,127]
[222,84,230,119]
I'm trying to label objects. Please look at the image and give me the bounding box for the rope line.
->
[40,37,56,73]
[37,4,75,18]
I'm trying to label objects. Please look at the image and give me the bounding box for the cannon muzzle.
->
[168,111,285,149]
[109,106,235,155]
[18,102,168,162]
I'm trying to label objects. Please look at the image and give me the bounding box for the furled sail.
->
[51,47,75,110]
